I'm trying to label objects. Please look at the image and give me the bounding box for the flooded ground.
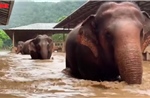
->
[0,51,150,98]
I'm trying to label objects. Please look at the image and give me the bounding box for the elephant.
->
[16,40,31,54]
[16,41,24,54]
[29,34,53,59]
[65,2,146,84]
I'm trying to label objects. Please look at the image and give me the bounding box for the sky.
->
[31,0,60,2]
[14,0,61,2]
[15,0,87,2]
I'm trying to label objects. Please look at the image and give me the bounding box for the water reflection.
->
[0,51,150,97]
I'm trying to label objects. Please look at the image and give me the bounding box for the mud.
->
[0,51,150,98]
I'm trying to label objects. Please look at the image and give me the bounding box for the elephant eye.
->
[105,32,113,41]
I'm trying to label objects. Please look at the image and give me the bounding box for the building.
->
[143,45,150,61]
[0,1,14,25]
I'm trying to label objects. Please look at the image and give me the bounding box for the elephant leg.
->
[30,51,39,59]
[77,59,119,81]
[47,52,51,59]
[77,58,100,81]
[74,45,99,80]
[66,53,82,79]
[76,45,119,81]
[66,57,70,68]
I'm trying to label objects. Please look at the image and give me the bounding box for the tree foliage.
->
[58,16,67,22]
[0,1,86,49]
[52,33,67,42]
[0,30,12,49]
[0,1,85,29]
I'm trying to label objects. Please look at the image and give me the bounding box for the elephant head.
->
[29,34,53,59]
[16,41,24,54]
[78,2,145,84]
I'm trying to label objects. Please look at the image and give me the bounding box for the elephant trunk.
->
[16,48,21,54]
[40,47,49,59]
[115,43,143,84]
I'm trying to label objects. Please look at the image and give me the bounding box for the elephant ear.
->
[29,39,36,52]
[142,11,150,34]
[47,37,52,44]
[142,11,150,19]
[49,42,54,53]
[77,15,99,57]
[141,11,150,52]
[47,38,53,52]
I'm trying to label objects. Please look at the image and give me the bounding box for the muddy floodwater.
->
[1,51,150,98]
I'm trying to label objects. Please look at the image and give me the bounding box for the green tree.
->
[58,16,67,22]
[0,1,86,29]
[0,30,12,49]
[52,15,68,42]
[0,39,3,48]
[0,30,10,40]
[52,34,67,42]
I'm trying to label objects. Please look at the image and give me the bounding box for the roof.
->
[8,23,58,30]
[4,29,71,43]
[0,1,14,25]
[4,23,72,45]
[4,22,71,38]
[54,1,150,28]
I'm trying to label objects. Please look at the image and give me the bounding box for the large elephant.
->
[29,34,53,59]
[65,2,146,84]
[16,40,31,54]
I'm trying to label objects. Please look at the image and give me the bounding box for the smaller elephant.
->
[16,40,31,54]
[29,34,53,59]
[16,41,24,54]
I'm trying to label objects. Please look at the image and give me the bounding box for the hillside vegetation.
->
[0,1,86,29]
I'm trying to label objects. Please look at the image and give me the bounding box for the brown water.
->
[0,51,150,98]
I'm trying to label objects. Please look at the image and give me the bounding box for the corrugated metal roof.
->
[4,29,71,46]
[0,0,14,25]
[54,0,102,28]
[4,23,72,46]
[9,23,58,30]
[54,1,150,28]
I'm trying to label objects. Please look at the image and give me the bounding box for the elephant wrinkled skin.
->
[65,2,146,84]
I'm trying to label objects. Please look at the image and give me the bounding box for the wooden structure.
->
[4,23,71,47]
[54,1,150,29]
[53,41,65,52]
[143,45,150,61]
[0,0,14,25]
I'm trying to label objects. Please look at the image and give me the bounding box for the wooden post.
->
[62,32,65,52]
[12,32,15,47]
[11,32,17,53]
[63,33,65,41]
